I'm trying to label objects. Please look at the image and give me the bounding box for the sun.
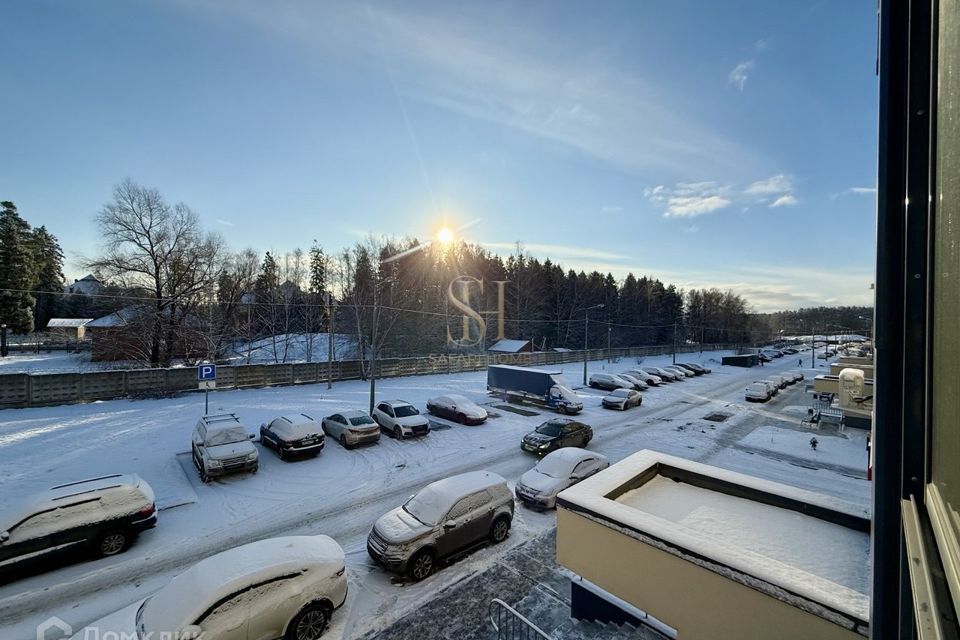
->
[436,227,454,245]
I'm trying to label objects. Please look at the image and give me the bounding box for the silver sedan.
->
[322,410,381,448]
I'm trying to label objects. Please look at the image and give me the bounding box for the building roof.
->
[46,318,93,328]
[487,339,532,353]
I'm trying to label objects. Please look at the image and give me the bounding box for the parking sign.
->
[198,364,217,381]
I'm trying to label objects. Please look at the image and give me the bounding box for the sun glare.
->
[437,227,454,244]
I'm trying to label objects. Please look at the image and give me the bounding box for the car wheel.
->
[199,466,209,483]
[557,405,567,415]
[490,516,511,543]
[340,434,351,449]
[393,426,402,439]
[286,602,329,640]
[407,549,435,581]
[278,446,286,461]
[457,413,466,424]
[94,529,129,557]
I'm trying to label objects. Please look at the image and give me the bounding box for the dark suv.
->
[521,418,592,455]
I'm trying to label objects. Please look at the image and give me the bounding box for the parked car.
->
[515,448,610,509]
[192,414,258,483]
[367,471,514,581]
[372,400,430,439]
[426,394,488,425]
[521,418,592,454]
[601,388,642,410]
[0,474,156,573]
[758,353,773,363]
[680,362,711,374]
[76,535,347,640]
[624,369,662,385]
[818,352,830,359]
[322,410,381,448]
[641,366,679,382]
[790,371,806,382]
[745,382,772,402]
[755,380,779,396]
[673,363,704,376]
[663,365,693,378]
[616,372,649,390]
[767,374,789,389]
[588,373,633,391]
[259,414,325,460]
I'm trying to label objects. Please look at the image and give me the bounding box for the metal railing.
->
[489,599,551,640]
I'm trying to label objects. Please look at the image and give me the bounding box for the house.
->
[45,318,93,344]
[487,339,534,353]
[65,274,104,296]
[86,305,204,362]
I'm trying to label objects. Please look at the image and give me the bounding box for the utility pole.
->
[672,322,677,364]
[700,324,704,356]
[811,327,816,368]
[582,304,605,385]
[369,273,379,414]
[325,292,335,389]
[607,326,611,363]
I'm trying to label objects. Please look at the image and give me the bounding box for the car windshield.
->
[393,405,419,417]
[402,487,449,526]
[349,415,375,426]
[205,426,248,446]
[611,389,631,397]
[535,454,575,479]
[535,422,564,437]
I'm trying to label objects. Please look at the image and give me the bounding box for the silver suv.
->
[367,471,514,581]
[191,414,258,483]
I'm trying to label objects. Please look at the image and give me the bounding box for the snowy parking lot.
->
[0,350,867,640]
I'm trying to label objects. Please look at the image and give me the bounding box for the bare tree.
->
[89,179,224,366]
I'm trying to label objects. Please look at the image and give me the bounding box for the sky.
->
[0,0,878,312]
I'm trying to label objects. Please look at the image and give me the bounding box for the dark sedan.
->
[259,414,325,460]
[521,418,592,455]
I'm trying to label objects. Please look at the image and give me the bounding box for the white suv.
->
[192,414,259,482]
[372,400,430,439]
[367,471,514,581]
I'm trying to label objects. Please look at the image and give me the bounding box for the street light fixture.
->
[582,304,605,385]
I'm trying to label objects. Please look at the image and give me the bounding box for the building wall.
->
[556,508,865,640]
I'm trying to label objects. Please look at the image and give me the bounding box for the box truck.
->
[486,365,583,414]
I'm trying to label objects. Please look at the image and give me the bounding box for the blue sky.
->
[0,1,878,311]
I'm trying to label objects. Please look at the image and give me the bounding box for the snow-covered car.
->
[767,374,790,389]
[75,535,346,640]
[789,371,806,382]
[367,471,514,581]
[192,414,258,483]
[641,366,679,382]
[674,363,704,376]
[601,388,642,410]
[322,410,381,448]
[0,474,156,573]
[745,382,771,402]
[758,352,773,363]
[515,448,609,509]
[521,418,592,455]
[259,413,325,460]
[588,373,633,391]
[755,380,779,396]
[663,365,693,378]
[372,400,430,439]
[624,369,661,386]
[680,362,711,374]
[616,372,649,390]
[426,394,488,425]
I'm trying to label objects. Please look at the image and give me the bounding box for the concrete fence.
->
[0,343,740,409]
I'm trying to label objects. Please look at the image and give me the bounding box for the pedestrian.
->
[798,358,802,367]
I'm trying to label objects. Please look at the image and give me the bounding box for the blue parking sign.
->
[198,364,217,381]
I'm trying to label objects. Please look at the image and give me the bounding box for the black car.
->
[521,418,592,455]
[681,362,711,374]
[259,414,325,460]
[673,363,704,376]
[0,474,157,575]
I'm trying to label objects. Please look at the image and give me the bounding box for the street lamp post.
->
[582,304,605,385]
[0,323,7,358]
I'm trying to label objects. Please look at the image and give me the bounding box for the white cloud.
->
[745,174,792,195]
[645,181,733,218]
[665,195,731,217]
[729,60,754,91]
[770,194,798,207]
[481,242,627,262]
[215,218,235,227]
[847,187,877,195]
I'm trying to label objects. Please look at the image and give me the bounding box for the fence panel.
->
[81,371,127,401]
[0,375,29,407]
[29,374,80,406]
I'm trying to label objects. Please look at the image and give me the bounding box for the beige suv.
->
[367,471,514,581]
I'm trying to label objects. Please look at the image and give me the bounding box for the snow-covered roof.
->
[557,450,870,624]
[419,471,506,505]
[268,414,321,440]
[552,347,573,352]
[142,536,343,632]
[487,339,531,353]
[46,318,93,328]
[86,307,142,328]
[0,474,146,531]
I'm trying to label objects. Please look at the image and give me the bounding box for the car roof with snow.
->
[267,414,321,439]
[606,389,632,396]
[434,394,475,404]
[537,447,596,466]
[383,399,414,407]
[1,474,147,531]
[338,409,372,419]
[418,471,506,502]
[142,536,343,631]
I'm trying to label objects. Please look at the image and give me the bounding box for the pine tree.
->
[0,201,37,333]
[29,225,65,330]
[308,242,326,294]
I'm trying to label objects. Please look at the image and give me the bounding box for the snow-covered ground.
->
[0,350,859,640]
[0,351,101,374]
[223,333,360,365]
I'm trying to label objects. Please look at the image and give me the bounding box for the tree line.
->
[1,181,800,367]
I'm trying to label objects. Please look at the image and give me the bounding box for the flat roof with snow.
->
[557,450,870,634]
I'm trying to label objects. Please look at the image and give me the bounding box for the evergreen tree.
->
[0,201,37,333]
[308,242,326,294]
[29,226,65,330]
